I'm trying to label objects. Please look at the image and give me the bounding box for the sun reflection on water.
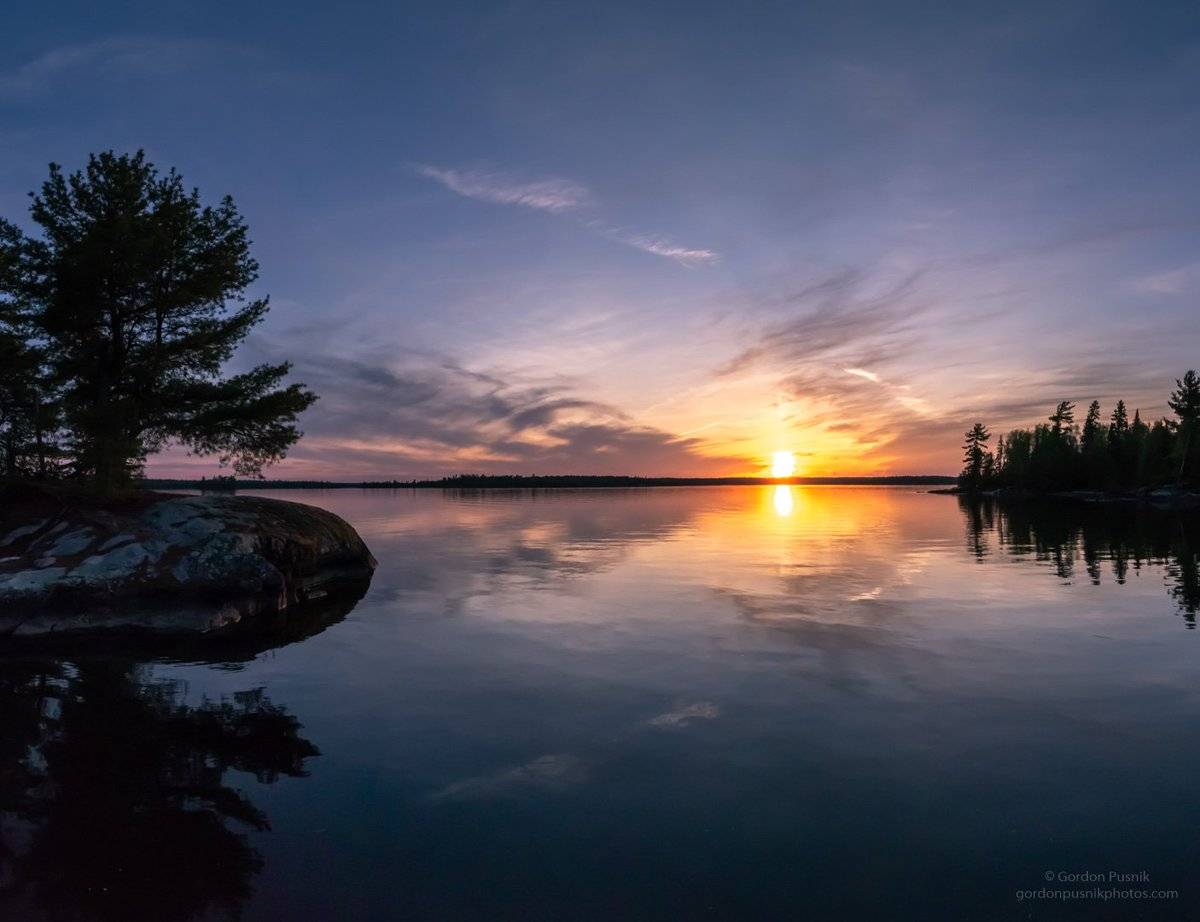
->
[772,484,794,517]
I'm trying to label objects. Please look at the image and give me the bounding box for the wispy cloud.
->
[414,163,718,266]
[718,267,927,376]
[413,164,590,213]
[0,37,270,99]
[221,338,748,478]
[1131,263,1197,296]
[595,226,719,267]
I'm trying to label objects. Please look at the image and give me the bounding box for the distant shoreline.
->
[141,474,957,491]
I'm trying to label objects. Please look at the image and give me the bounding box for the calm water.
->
[3,486,1200,920]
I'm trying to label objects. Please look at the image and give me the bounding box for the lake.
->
[2,486,1198,920]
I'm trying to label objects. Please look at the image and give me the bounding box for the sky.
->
[2,0,1198,478]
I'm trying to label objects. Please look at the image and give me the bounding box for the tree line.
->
[0,151,315,493]
[960,372,1200,491]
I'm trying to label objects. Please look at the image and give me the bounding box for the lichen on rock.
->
[0,485,376,640]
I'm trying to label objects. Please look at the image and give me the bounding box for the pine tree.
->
[960,422,991,489]
[1049,400,1075,433]
[1108,400,1129,445]
[1081,400,1102,449]
[1168,370,1200,484]
[1107,400,1131,486]
[0,152,317,491]
[0,219,60,478]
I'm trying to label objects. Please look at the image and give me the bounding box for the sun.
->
[770,451,796,479]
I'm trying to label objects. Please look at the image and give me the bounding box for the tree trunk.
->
[34,396,46,479]
[1179,422,1194,485]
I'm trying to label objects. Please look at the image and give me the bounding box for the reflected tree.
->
[0,659,318,921]
[959,497,1200,626]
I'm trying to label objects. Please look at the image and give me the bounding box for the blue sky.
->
[3,0,1198,477]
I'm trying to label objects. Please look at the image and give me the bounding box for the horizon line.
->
[142,473,958,488]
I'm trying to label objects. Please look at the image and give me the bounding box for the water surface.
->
[2,486,1199,920]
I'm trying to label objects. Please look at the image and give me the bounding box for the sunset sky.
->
[3,1,1198,478]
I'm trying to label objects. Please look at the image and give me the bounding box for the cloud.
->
[415,163,718,266]
[600,229,718,267]
[413,164,590,213]
[207,341,750,479]
[717,267,927,376]
[585,220,719,266]
[1131,264,1197,296]
[0,37,268,99]
[843,367,881,383]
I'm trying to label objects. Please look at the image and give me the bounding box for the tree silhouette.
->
[959,422,991,488]
[0,221,61,478]
[960,377,1200,493]
[0,151,317,491]
[1080,400,1102,449]
[1168,370,1200,484]
[1109,400,1129,444]
[1048,400,1075,433]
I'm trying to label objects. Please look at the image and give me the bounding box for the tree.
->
[1048,400,1075,433]
[1,152,316,491]
[960,422,991,489]
[0,219,60,478]
[1078,400,1108,487]
[1107,400,1131,486]
[1108,400,1129,444]
[1081,400,1102,449]
[1168,370,1200,483]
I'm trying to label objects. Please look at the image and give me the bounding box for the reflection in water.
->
[3,488,1200,920]
[961,496,1200,624]
[0,661,319,921]
[772,484,794,517]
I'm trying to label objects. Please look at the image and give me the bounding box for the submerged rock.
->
[0,485,376,639]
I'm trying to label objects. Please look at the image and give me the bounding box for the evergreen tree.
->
[0,219,60,478]
[0,152,317,491]
[1143,419,1176,485]
[1079,400,1108,487]
[1080,400,1102,449]
[960,422,991,489]
[1107,400,1131,486]
[1168,370,1200,483]
[1049,400,1075,433]
[1108,400,1129,443]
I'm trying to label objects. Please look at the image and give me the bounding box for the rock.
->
[0,485,376,640]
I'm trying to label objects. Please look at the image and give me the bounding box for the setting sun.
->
[770,451,796,479]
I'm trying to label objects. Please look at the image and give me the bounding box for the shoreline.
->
[142,475,958,491]
[932,485,1200,509]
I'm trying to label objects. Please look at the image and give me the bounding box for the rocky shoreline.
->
[930,484,1200,509]
[0,484,376,639]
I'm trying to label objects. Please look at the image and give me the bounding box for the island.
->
[947,373,1200,508]
[0,152,374,642]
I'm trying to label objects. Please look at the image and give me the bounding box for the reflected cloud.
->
[342,488,712,620]
[647,702,719,728]
[429,754,587,802]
